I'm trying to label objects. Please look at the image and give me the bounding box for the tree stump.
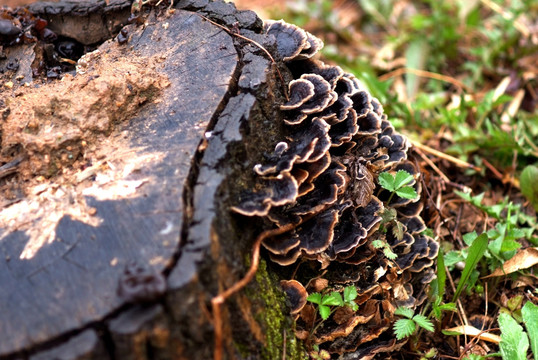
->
[0,1,298,359]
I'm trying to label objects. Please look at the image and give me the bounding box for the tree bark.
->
[0,1,301,359]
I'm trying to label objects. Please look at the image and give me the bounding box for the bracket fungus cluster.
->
[233,20,439,358]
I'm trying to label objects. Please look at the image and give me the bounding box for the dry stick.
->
[378,67,471,92]
[410,140,482,172]
[211,211,323,360]
[414,146,450,183]
[196,14,289,101]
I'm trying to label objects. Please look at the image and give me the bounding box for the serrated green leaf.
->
[394,318,416,340]
[394,306,415,319]
[319,305,331,320]
[372,240,384,249]
[307,292,322,305]
[444,250,465,267]
[396,186,418,199]
[498,313,529,360]
[521,165,538,212]
[392,221,405,241]
[393,170,414,189]
[500,239,522,253]
[378,172,395,192]
[413,314,434,332]
[383,247,398,260]
[322,292,343,307]
[344,286,357,302]
[522,301,538,359]
[462,231,478,246]
[453,233,488,302]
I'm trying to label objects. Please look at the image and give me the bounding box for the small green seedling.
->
[393,306,434,340]
[307,286,358,320]
[372,239,398,260]
[378,170,418,204]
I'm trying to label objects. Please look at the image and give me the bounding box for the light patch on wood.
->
[0,148,164,260]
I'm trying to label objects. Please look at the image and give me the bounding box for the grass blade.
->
[452,233,488,302]
[437,250,447,300]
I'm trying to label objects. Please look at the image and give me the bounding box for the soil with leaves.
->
[232,0,538,359]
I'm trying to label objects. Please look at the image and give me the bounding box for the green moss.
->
[251,258,308,360]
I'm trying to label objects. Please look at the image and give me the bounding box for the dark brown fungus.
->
[264,20,308,62]
[117,261,166,303]
[296,32,324,60]
[285,74,335,115]
[231,173,298,216]
[280,280,308,315]
[280,79,315,110]
[231,19,438,358]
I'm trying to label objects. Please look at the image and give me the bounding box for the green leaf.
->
[394,318,416,340]
[413,314,434,332]
[319,305,331,320]
[349,302,358,311]
[462,231,478,246]
[498,313,529,360]
[520,165,538,212]
[395,186,418,199]
[372,240,385,249]
[393,170,414,190]
[522,301,538,359]
[405,39,429,99]
[383,247,398,260]
[321,292,343,307]
[437,303,457,312]
[453,233,488,302]
[378,172,395,192]
[444,250,465,267]
[307,292,322,305]
[392,221,405,241]
[394,306,415,319]
[344,286,358,302]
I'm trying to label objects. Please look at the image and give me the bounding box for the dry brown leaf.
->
[483,247,538,278]
[445,325,501,344]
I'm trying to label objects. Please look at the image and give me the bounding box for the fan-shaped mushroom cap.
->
[280,78,315,110]
[254,118,330,176]
[280,280,308,315]
[264,20,323,62]
[264,20,308,62]
[231,172,298,216]
[264,208,339,265]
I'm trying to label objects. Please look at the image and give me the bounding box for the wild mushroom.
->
[280,280,308,315]
[231,19,439,358]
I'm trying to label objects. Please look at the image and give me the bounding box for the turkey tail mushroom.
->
[231,19,438,358]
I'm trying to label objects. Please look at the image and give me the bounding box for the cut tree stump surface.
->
[0,8,241,357]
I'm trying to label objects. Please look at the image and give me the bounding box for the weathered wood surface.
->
[0,2,290,358]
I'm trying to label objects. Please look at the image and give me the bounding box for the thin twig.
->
[378,67,471,92]
[196,14,289,101]
[212,220,309,360]
[410,140,482,172]
[414,146,450,183]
